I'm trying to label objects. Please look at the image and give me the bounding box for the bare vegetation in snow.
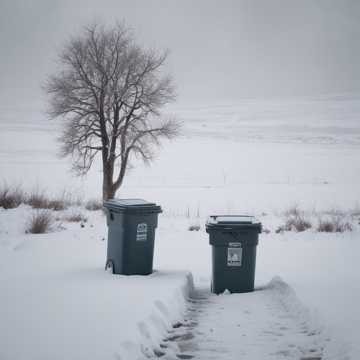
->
[276,205,312,233]
[63,212,88,223]
[85,199,103,211]
[317,216,353,233]
[0,184,25,209]
[26,210,55,234]
[24,189,81,210]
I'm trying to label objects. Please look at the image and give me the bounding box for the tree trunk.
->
[103,186,116,201]
[102,167,116,201]
[102,182,116,201]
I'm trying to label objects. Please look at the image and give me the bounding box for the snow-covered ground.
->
[1,95,360,212]
[157,214,359,360]
[0,206,193,360]
[164,278,332,360]
[1,94,360,359]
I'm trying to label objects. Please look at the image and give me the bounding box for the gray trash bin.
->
[103,199,162,275]
[206,215,262,294]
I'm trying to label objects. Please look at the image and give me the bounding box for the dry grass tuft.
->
[26,210,54,234]
[25,190,71,210]
[0,184,82,212]
[0,184,24,209]
[285,216,312,232]
[317,216,353,233]
[63,212,88,223]
[26,190,50,209]
[276,205,312,233]
[276,206,354,234]
[317,219,336,232]
[47,199,67,211]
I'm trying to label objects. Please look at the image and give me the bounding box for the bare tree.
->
[45,22,179,200]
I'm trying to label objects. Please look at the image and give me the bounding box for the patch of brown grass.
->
[0,184,24,209]
[25,189,71,210]
[25,210,54,234]
[63,212,88,223]
[26,190,50,209]
[317,216,353,233]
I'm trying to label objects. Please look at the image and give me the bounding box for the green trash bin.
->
[103,199,162,275]
[206,215,262,294]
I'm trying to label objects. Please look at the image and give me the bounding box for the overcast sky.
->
[1,0,359,106]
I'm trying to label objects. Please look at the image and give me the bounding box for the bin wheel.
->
[105,260,115,274]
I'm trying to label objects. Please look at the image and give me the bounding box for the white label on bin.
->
[227,244,242,267]
[136,223,148,242]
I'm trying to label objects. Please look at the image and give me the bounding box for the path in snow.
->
[158,277,339,360]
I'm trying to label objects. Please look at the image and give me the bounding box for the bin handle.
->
[105,260,115,274]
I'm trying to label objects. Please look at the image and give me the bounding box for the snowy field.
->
[1,95,360,213]
[1,94,360,359]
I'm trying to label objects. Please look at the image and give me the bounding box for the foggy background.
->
[1,0,360,107]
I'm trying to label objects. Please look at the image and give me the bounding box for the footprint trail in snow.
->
[158,277,345,360]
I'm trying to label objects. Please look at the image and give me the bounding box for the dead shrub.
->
[339,222,353,232]
[317,216,353,233]
[63,212,88,223]
[85,199,103,211]
[0,184,24,209]
[317,219,335,232]
[47,199,67,211]
[276,206,312,233]
[285,216,312,232]
[26,189,70,211]
[26,190,50,209]
[48,190,74,210]
[26,210,54,234]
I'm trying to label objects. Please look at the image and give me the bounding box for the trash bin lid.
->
[206,215,261,232]
[103,198,162,214]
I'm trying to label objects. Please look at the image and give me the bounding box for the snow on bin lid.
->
[208,215,257,224]
[206,215,262,233]
[107,199,152,206]
[103,198,161,213]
